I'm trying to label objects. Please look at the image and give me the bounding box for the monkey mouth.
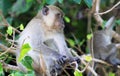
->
[54,22,64,29]
[60,24,65,28]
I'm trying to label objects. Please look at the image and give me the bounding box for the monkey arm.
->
[44,40,80,64]
[35,43,69,64]
[44,39,59,52]
[112,30,120,42]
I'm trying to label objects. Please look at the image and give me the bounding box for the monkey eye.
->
[56,13,62,18]
[42,6,49,15]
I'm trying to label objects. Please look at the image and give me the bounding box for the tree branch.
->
[96,1,120,15]
[0,60,20,71]
[0,43,16,54]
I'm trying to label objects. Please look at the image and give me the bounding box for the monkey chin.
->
[54,22,64,30]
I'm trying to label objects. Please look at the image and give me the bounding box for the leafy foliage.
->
[6,26,13,36]
[19,24,24,30]
[109,72,115,76]
[73,0,82,4]
[84,0,92,8]
[84,55,92,62]
[87,33,93,40]
[74,70,83,76]
[21,56,33,71]
[0,0,120,76]
[64,16,71,23]
[11,0,34,16]
[18,43,31,62]
[0,63,4,76]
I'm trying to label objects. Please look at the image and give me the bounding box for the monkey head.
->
[37,5,65,31]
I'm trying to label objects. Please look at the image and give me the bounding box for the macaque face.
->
[41,5,65,30]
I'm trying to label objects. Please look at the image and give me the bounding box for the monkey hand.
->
[50,64,63,76]
[56,55,69,65]
[73,57,81,64]
[50,55,68,75]
[68,57,81,64]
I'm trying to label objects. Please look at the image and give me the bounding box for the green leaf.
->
[13,71,24,76]
[67,39,75,47]
[73,0,81,4]
[25,71,35,76]
[79,39,85,46]
[58,0,63,3]
[46,0,57,4]
[86,47,90,53]
[18,43,31,62]
[87,33,93,40]
[102,20,107,29]
[109,72,115,76]
[11,0,34,16]
[21,56,33,71]
[84,0,92,8]
[74,70,83,76]
[115,19,120,25]
[64,16,71,23]
[20,24,24,30]
[84,55,92,62]
[6,26,13,36]
[9,70,35,76]
[6,17,13,25]
[0,63,4,76]
[0,0,13,16]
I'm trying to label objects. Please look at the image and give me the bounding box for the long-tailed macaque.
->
[88,17,120,76]
[16,5,78,76]
[93,17,120,66]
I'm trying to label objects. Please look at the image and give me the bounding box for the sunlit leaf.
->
[87,33,93,40]
[84,55,92,62]
[6,26,13,36]
[67,39,75,47]
[0,63,4,76]
[79,39,85,46]
[74,70,83,76]
[73,0,81,4]
[20,24,24,30]
[84,0,92,8]
[64,16,71,23]
[18,43,31,62]
[109,72,115,76]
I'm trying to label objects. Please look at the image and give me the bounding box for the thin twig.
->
[95,1,120,15]
[0,60,20,71]
[71,50,98,76]
[93,0,103,26]
[0,43,16,54]
[0,11,21,33]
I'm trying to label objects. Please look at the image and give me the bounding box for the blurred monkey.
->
[17,5,79,76]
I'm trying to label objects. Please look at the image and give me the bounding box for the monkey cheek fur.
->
[55,22,64,29]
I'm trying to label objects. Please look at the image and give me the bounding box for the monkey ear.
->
[42,6,49,15]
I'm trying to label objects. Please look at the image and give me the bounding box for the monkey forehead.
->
[47,5,64,15]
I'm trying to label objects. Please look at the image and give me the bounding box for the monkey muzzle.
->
[55,20,65,29]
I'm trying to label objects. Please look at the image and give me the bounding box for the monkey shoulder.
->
[94,30,111,43]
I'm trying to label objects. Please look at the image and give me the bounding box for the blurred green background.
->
[0,0,120,76]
